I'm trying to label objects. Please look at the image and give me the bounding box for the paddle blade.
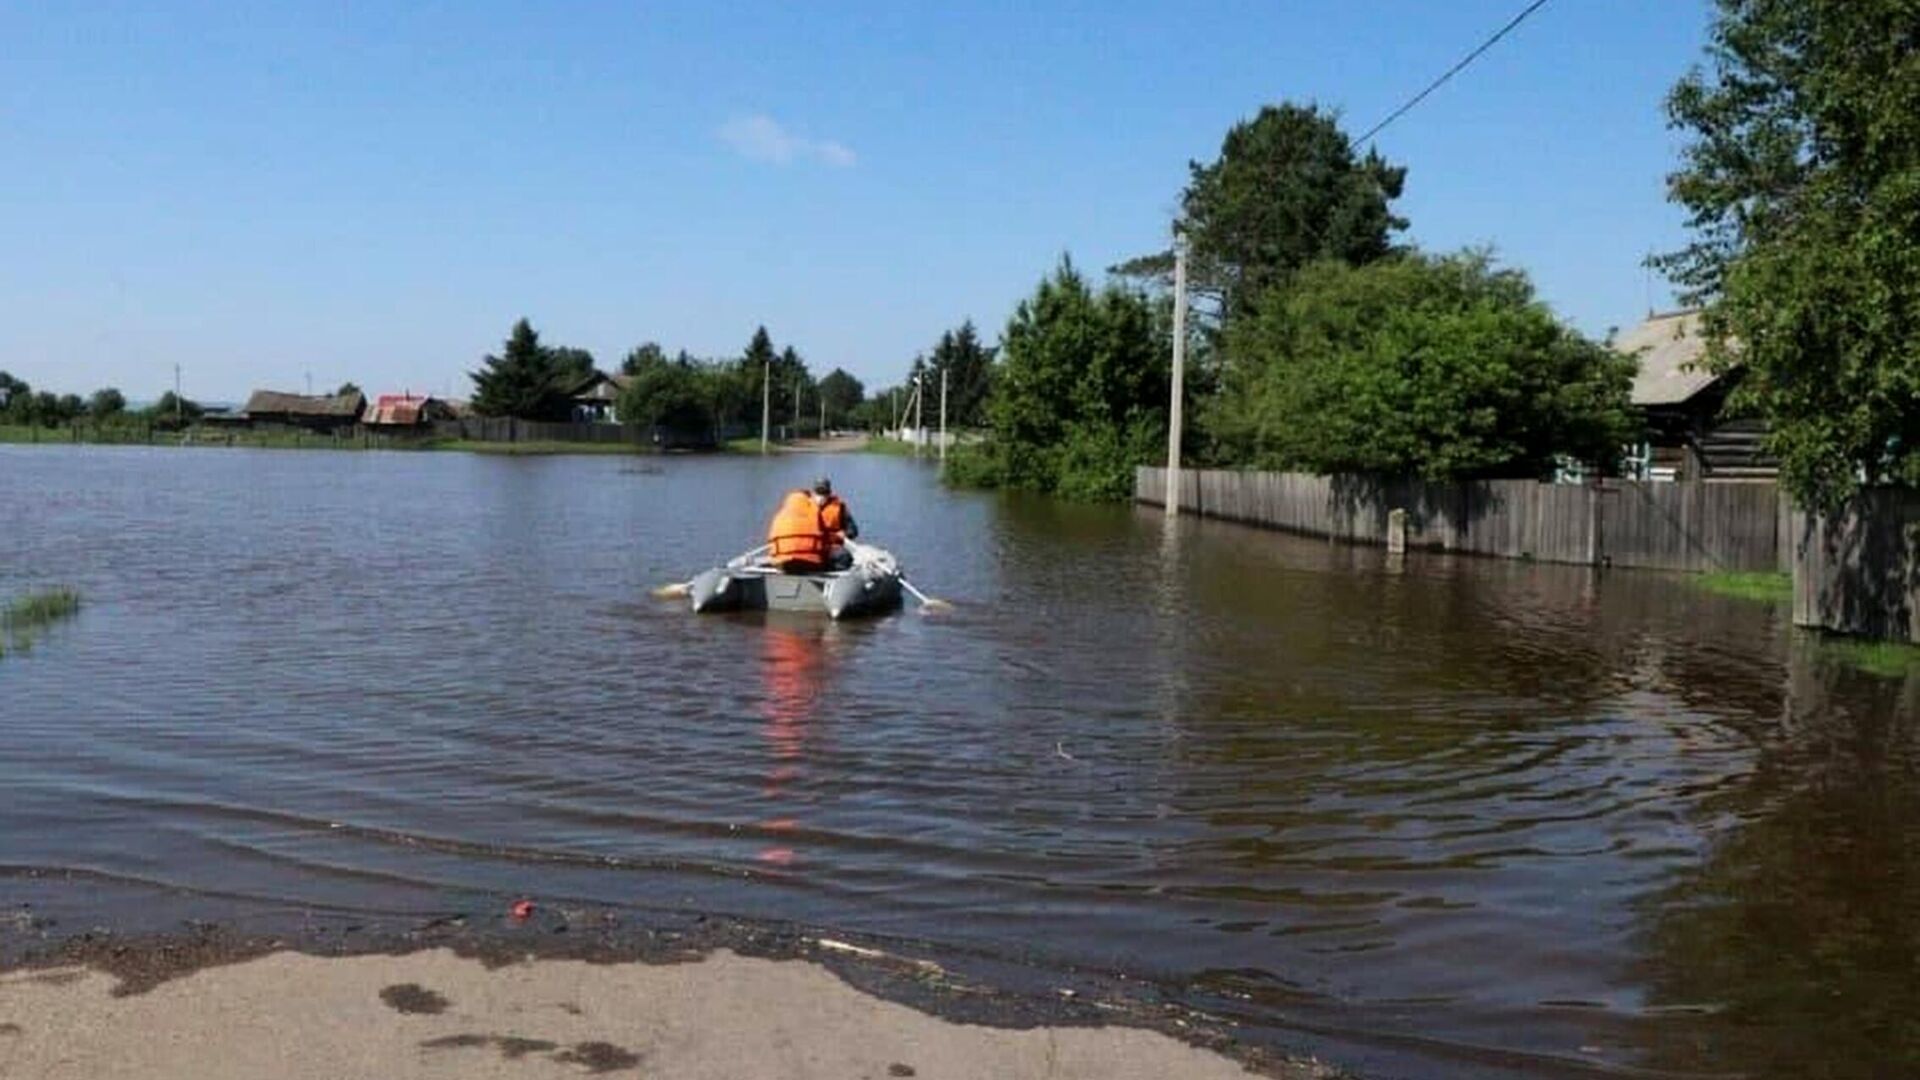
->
[651,582,692,599]
[916,597,954,614]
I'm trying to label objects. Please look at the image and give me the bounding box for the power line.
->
[1355,0,1552,145]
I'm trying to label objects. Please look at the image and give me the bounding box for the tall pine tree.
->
[470,318,566,419]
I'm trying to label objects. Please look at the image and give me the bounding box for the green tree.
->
[470,318,567,419]
[742,327,777,371]
[775,345,812,430]
[1657,0,1920,508]
[88,388,127,418]
[1209,251,1637,480]
[924,321,996,428]
[334,382,361,399]
[1115,103,1406,319]
[949,258,1167,499]
[549,347,597,387]
[817,368,865,429]
[0,373,30,423]
[615,355,713,434]
[706,354,761,432]
[620,342,667,377]
[0,372,25,414]
[148,391,203,430]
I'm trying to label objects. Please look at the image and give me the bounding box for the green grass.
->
[1,587,82,659]
[862,436,926,458]
[1818,637,1920,679]
[0,418,86,440]
[1695,571,1793,603]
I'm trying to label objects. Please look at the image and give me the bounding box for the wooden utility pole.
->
[1165,231,1189,517]
[939,367,949,466]
[792,379,802,439]
[913,374,924,458]
[819,393,826,438]
[760,358,771,453]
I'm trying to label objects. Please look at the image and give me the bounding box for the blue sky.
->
[0,1,1710,403]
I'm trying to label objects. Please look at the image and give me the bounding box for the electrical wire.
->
[1355,0,1553,144]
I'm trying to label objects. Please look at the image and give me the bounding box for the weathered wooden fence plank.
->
[1789,491,1920,642]
[1137,467,1783,573]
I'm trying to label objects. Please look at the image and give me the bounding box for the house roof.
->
[563,371,625,402]
[243,389,366,418]
[362,393,444,426]
[1619,310,1720,407]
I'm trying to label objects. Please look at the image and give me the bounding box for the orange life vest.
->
[767,490,828,563]
[819,496,849,541]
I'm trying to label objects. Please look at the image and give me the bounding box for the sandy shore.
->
[0,947,1315,1079]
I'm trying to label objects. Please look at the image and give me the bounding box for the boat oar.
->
[899,576,953,614]
[846,539,952,613]
[652,544,769,599]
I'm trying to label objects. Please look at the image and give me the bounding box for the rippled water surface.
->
[4,446,1918,1078]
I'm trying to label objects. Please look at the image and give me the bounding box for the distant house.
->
[241,389,366,434]
[563,372,630,424]
[362,392,456,429]
[1619,310,1775,482]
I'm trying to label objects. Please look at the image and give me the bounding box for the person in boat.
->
[766,477,858,573]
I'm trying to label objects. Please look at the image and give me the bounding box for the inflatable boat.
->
[686,544,904,619]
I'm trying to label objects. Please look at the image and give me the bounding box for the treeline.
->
[855,321,996,434]
[924,102,1636,499]
[0,372,203,430]
[615,318,996,439]
[471,319,870,438]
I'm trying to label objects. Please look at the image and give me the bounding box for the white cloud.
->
[717,114,856,168]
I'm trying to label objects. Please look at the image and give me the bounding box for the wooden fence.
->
[1136,467,1787,574]
[1789,490,1920,643]
[431,417,730,449]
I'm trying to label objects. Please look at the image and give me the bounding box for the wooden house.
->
[362,392,456,429]
[1620,310,1775,482]
[241,389,367,434]
[563,372,630,424]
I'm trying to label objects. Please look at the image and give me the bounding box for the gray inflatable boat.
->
[687,545,904,620]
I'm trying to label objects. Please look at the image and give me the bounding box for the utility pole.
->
[174,364,183,424]
[891,388,899,434]
[939,367,949,466]
[819,393,826,439]
[914,374,924,459]
[760,358,771,453]
[1166,230,1189,517]
[793,379,803,439]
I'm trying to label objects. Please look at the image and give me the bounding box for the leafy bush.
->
[1206,250,1637,480]
[947,259,1166,499]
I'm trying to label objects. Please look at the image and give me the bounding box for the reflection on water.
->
[1,446,1917,1079]
[1636,638,1920,1078]
[757,620,832,868]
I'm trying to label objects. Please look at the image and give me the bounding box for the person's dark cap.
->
[813,476,833,495]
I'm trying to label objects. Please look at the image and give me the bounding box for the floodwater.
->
[3,446,1917,1079]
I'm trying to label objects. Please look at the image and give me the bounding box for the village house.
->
[361,392,457,430]
[240,389,366,434]
[1618,310,1775,482]
[563,371,631,424]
